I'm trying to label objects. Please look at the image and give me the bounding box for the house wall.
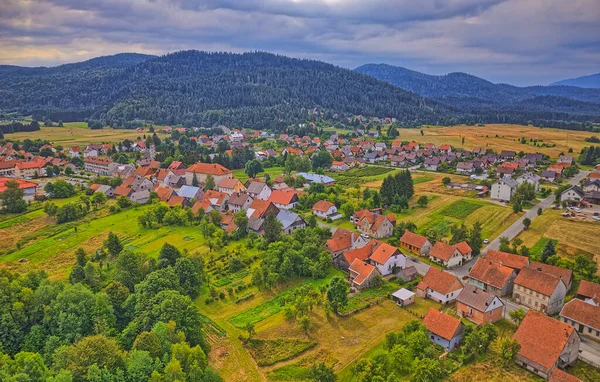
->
[427,288,463,305]
[491,183,512,201]
[374,254,406,276]
[456,301,504,325]
[185,172,232,187]
[428,332,461,350]
[273,201,296,210]
[513,281,566,315]
[560,316,600,342]
[253,186,272,201]
[561,190,583,203]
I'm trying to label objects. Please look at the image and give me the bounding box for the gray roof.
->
[496,178,519,189]
[456,284,502,311]
[248,216,264,232]
[563,185,585,198]
[247,181,268,194]
[541,170,556,178]
[228,192,251,206]
[177,185,200,198]
[276,210,305,230]
[296,172,335,184]
[391,288,415,300]
[96,185,113,194]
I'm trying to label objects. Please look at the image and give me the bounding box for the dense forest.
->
[355,64,600,124]
[1,51,599,131]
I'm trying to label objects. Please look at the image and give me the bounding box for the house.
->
[348,259,380,290]
[113,185,133,198]
[247,181,272,200]
[559,299,600,342]
[468,259,517,296]
[367,243,406,276]
[201,190,230,212]
[227,192,253,213]
[500,150,516,160]
[557,155,574,165]
[0,178,38,198]
[485,250,530,273]
[185,163,233,186]
[268,189,299,210]
[491,178,518,202]
[576,280,600,306]
[69,146,81,157]
[528,261,573,291]
[583,179,600,193]
[355,210,395,239]
[84,157,114,176]
[399,231,432,256]
[246,199,280,220]
[276,210,306,234]
[130,190,150,204]
[512,311,580,379]
[122,175,153,193]
[177,185,203,202]
[326,228,368,259]
[439,144,452,154]
[429,242,464,269]
[337,239,381,271]
[15,161,46,178]
[423,308,463,350]
[416,268,464,305]
[453,241,473,262]
[217,178,246,195]
[560,186,585,203]
[496,166,516,179]
[391,288,415,306]
[92,184,114,198]
[541,170,557,183]
[295,172,335,186]
[517,172,541,191]
[330,161,349,172]
[513,267,567,315]
[456,284,505,324]
[312,200,342,220]
[423,157,441,171]
[456,162,474,174]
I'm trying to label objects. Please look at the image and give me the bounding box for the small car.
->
[483,238,489,244]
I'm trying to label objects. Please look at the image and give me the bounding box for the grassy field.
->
[6,124,152,146]
[517,209,600,268]
[233,166,286,183]
[399,124,594,158]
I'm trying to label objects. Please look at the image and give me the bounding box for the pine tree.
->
[104,232,123,257]
[541,240,556,263]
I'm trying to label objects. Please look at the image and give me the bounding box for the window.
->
[589,327,593,334]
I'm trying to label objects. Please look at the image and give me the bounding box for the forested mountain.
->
[1,51,599,131]
[551,73,600,89]
[355,63,600,114]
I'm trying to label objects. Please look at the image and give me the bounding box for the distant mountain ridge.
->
[551,73,600,89]
[355,63,600,114]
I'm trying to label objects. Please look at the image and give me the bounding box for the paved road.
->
[482,170,589,255]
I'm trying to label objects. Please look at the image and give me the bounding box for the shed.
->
[391,288,415,306]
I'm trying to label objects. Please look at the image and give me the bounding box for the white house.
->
[416,268,464,305]
[366,243,406,276]
[517,172,541,192]
[312,200,342,220]
[560,186,585,203]
[491,178,518,202]
[247,181,272,200]
[424,308,464,350]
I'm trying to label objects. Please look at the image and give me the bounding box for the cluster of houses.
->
[559,164,600,206]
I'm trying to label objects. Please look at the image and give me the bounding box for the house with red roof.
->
[513,311,580,379]
[348,258,380,290]
[201,190,230,212]
[217,178,246,195]
[337,240,382,272]
[467,258,516,296]
[354,210,395,239]
[429,241,464,269]
[325,228,368,259]
[185,163,232,186]
[560,298,600,342]
[513,267,567,315]
[268,189,299,210]
[312,200,341,220]
[423,308,463,350]
[417,268,464,304]
[456,284,505,325]
[485,250,530,273]
[367,243,406,277]
[576,280,600,306]
[549,369,581,382]
[399,231,432,256]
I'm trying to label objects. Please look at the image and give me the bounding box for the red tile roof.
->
[343,240,381,266]
[423,308,462,340]
[468,259,514,289]
[268,189,298,205]
[549,369,580,382]
[529,261,572,286]
[513,310,575,370]
[418,268,463,295]
[430,242,458,261]
[186,162,232,175]
[349,259,376,286]
[400,231,429,249]
[369,243,401,265]
[453,241,472,255]
[312,200,335,212]
[0,178,38,193]
[577,280,600,300]
[560,299,600,331]
[514,267,564,296]
[326,228,355,253]
[485,250,529,270]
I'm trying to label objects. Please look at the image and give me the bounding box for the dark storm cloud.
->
[0,0,598,85]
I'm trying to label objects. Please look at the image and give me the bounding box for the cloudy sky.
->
[1,0,599,85]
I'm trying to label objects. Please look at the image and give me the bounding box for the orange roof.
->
[84,156,113,165]
[218,178,242,189]
[529,261,572,286]
[155,186,174,202]
[312,200,335,212]
[418,268,463,295]
[440,144,451,150]
[468,259,514,289]
[423,308,462,341]
[349,259,377,286]
[168,195,186,207]
[430,242,458,261]
[186,162,232,176]
[248,199,277,218]
[134,166,155,177]
[560,299,600,331]
[16,160,44,170]
[203,190,228,206]
[485,250,529,270]
[400,231,429,249]
[513,310,575,370]
[89,184,101,192]
[268,189,298,205]
[113,185,132,197]
[577,280,600,300]
[453,241,472,255]
[343,240,381,265]
[549,369,580,382]
[326,228,355,253]
[0,178,38,193]
[369,243,401,265]
[514,267,563,296]
[501,162,519,169]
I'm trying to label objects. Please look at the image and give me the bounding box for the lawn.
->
[328,166,399,187]
[6,125,149,146]
[440,200,483,219]
[233,166,285,183]
[245,338,317,366]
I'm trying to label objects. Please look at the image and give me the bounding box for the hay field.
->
[6,124,152,145]
[399,124,594,157]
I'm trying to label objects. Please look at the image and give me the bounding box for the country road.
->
[482,170,589,255]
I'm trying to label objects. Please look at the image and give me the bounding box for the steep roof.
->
[369,243,402,265]
[186,162,232,175]
[514,267,564,296]
[513,310,576,370]
[268,189,298,205]
[400,231,429,249]
[343,240,381,265]
[468,259,515,289]
[418,268,463,295]
[456,284,503,312]
[528,261,572,286]
[453,241,472,255]
[312,200,335,212]
[326,228,355,253]
[228,192,252,206]
[577,280,600,299]
[560,299,600,331]
[423,308,462,341]
[429,241,458,261]
[485,250,529,270]
[349,259,377,286]
[247,181,268,194]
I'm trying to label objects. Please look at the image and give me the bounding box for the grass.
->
[440,199,483,219]
[267,350,335,381]
[328,166,398,187]
[339,283,397,314]
[246,338,317,366]
[6,125,150,146]
[570,360,600,382]
[233,166,285,183]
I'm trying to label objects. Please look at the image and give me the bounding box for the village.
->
[1,122,600,381]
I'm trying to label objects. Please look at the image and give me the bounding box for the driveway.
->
[482,170,589,254]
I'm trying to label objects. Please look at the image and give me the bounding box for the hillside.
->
[551,73,600,89]
[355,63,600,115]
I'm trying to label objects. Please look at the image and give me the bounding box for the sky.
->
[1,0,599,86]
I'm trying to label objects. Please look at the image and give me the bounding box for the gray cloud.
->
[0,0,598,85]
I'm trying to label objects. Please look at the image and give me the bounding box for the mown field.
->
[400,124,594,158]
[6,123,156,145]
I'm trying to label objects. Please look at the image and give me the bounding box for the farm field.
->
[517,209,600,269]
[399,124,594,158]
[233,166,286,183]
[6,123,154,145]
